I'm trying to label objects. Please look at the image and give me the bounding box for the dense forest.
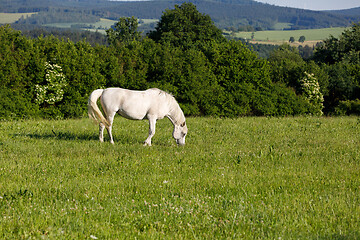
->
[1,3,360,120]
[1,0,360,31]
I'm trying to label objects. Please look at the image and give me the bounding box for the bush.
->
[0,88,39,120]
[334,99,360,115]
[299,72,324,116]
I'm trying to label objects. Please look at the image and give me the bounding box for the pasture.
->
[232,27,347,44]
[43,18,117,32]
[40,18,156,34]
[0,117,359,239]
[0,12,37,24]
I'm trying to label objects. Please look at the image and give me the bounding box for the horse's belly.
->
[117,108,147,120]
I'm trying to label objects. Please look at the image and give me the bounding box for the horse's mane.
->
[150,88,177,104]
[150,88,185,125]
[150,88,173,98]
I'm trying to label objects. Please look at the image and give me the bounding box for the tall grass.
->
[0,117,359,239]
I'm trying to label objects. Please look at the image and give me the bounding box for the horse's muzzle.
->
[176,138,185,146]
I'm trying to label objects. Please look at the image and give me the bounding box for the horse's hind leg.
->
[99,123,105,142]
[106,112,116,144]
[107,125,114,144]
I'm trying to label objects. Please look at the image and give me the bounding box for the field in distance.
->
[42,18,117,34]
[0,12,157,34]
[230,27,347,46]
[0,12,37,24]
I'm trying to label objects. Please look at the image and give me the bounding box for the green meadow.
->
[233,27,347,42]
[0,12,37,24]
[0,117,359,239]
[43,18,117,30]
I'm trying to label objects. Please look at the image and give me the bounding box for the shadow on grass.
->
[14,130,98,142]
[13,130,146,144]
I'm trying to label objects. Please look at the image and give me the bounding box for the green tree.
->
[203,40,277,116]
[313,22,360,64]
[299,35,306,43]
[321,62,359,114]
[268,44,306,91]
[148,2,225,49]
[0,25,40,119]
[106,16,141,45]
[313,23,360,114]
[268,44,329,115]
[268,44,326,91]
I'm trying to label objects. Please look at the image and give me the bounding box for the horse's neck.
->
[167,101,185,126]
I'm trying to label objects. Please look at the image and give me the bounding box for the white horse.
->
[88,88,188,146]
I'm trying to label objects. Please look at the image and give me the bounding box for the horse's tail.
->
[88,89,110,128]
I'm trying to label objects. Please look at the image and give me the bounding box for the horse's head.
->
[173,121,188,146]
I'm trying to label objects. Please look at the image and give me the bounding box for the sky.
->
[254,0,360,10]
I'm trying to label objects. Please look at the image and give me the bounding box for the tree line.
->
[1,3,359,120]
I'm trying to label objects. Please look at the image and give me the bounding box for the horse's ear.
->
[180,122,186,127]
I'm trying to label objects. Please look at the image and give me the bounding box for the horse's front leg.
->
[144,117,156,146]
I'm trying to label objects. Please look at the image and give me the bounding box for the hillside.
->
[328,7,360,16]
[327,7,360,23]
[1,0,359,30]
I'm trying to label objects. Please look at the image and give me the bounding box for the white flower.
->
[35,62,67,105]
[300,72,324,115]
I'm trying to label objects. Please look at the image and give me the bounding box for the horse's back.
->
[102,88,167,104]
[101,87,169,120]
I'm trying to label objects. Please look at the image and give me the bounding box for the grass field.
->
[44,18,157,34]
[42,18,116,34]
[0,13,154,34]
[231,27,347,44]
[0,12,37,24]
[43,18,116,29]
[0,116,359,239]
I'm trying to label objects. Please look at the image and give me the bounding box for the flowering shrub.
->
[300,72,324,115]
[35,62,67,105]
